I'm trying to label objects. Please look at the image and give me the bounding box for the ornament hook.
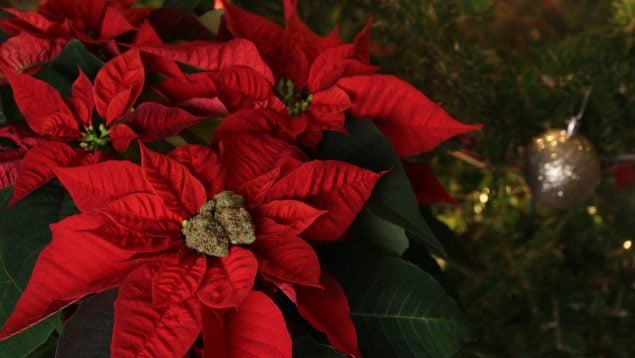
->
[566,87,592,138]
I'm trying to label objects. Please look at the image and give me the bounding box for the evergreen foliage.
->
[236,0,635,355]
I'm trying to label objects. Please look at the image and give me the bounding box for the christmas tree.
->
[234,0,635,357]
[235,0,635,355]
[0,0,635,357]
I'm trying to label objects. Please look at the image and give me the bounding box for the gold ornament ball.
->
[526,129,601,209]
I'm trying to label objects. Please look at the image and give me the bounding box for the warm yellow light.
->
[587,206,597,215]
[624,240,632,250]
[433,256,448,270]
[479,193,489,203]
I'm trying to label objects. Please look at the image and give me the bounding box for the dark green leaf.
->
[351,208,409,257]
[150,8,215,42]
[162,0,203,11]
[33,40,104,97]
[25,333,58,358]
[34,64,73,97]
[0,86,25,125]
[199,10,224,35]
[178,117,223,146]
[0,29,8,43]
[56,289,117,358]
[0,184,78,358]
[317,118,444,256]
[52,40,104,80]
[177,62,205,74]
[293,336,346,358]
[326,248,471,358]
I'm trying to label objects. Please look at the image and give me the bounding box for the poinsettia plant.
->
[0,1,479,357]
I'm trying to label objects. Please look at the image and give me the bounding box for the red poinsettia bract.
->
[0,134,381,357]
[3,48,225,205]
[219,0,482,155]
[0,32,63,84]
[134,36,277,115]
[0,125,41,189]
[1,0,149,53]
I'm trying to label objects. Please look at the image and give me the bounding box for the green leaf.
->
[325,248,472,358]
[34,40,105,97]
[34,64,73,97]
[56,289,117,358]
[293,336,346,358]
[0,184,78,358]
[317,118,444,256]
[52,40,104,80]
[178,117,223,146]
[199,9,225,35]
[151,8,215,42]
[1,85,25,124]
[25,333,58,358]
[162,0,203,11]
[351,208,409,257]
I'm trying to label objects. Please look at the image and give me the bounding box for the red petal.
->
[135,39,274,84]
[78,211,174,252]
[134,21,188,81]
[213,108,297,145]
[53,160,153,212]
[220,132,307,190]
[197,247,257,309]
[177,97,229,117]
[9,141,83,206]
[37,0,107,31]
[266,160,382,242]
[337,75,483,157]
[307,86,351,130]
[353,17,372,63]
[238,167,282,209]
[252,234,321,287]
[404,161,457,204]
[0,33,62,81]
[151,72,218,105]
[133,20,163,45]
[125,102,209,142]
[69,70,94,126]
[109,123,138,153]
[296,270,360,357]
[221,0,284,75]
[112,264,202,358]
[2,69,79,139]
[213,67,274,111]
[96,193,183,236]
[93,49,145,124]
[140,143,207,218]
[0,124,40,151]
[296,126,326,151]
[307,44,377,93]
[98,6,134,40]
[1,8,54,33]
[168,144,225,198]
[254,199,325,238]
[283,0,341,54]
[281,34,310,88]
[0,150,21,190]
[614,162,635,188]
[0,213,135,339]
[202,291,292,358]
[152,253,207,307]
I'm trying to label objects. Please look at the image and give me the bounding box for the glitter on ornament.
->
[526,129,601,209]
